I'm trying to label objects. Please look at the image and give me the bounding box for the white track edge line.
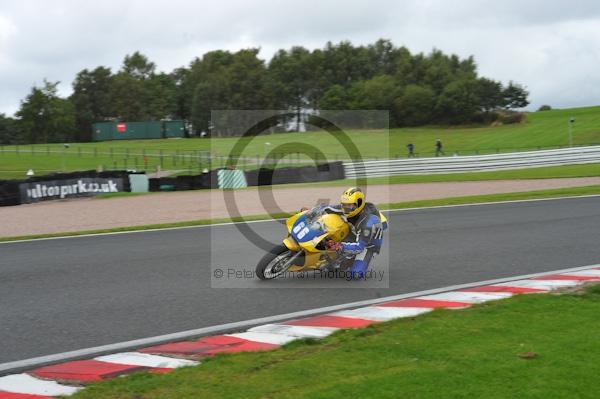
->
[1,262,597,375]
[2,193,599,244]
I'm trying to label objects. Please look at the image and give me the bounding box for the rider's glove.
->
[325,240,343,252]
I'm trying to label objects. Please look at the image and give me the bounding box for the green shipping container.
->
[92,120,187,141]
[92,122,116,141]
[164,120,186,138]
[125,122,162,140]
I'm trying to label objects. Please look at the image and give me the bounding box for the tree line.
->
[0,39,529,144]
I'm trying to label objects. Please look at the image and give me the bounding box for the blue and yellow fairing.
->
[282,211,350,270]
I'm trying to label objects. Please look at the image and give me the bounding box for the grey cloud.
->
[1,0,599,115]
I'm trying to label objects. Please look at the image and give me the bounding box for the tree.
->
[109,72,146,120]
[190,49,273,135]
[122,51,156,80]
[475,77,504,113]
[191,79,227,133]
[16,80,76,143]
[391,46,414,86]
[9,39,530,140]
[70,66,113,141]
[0,114,21,144]
[350,75,398,110]
[226,49,273,109]
[503,81,530,109]
[393,85,436,126]
[170,66,191,119]
[269,46,316,130]
[421,49,455,94]
[179,50,235,125]
[319,85,352,109]
[308,48,332,108]
[144,73,177,119]
[109,52,174,120]
[321,41,373,88]
[435,79,480,124]
[367,39,401,76]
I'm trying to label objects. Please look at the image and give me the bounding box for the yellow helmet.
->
[340,187,365,218]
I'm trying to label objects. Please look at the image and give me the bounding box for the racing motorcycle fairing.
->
[283,209,350,270]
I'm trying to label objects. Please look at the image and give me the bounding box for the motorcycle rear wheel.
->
[256,245,297,280]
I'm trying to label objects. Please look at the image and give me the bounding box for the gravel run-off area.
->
[2,177,600,238]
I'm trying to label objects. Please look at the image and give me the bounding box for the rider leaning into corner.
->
[303,187,388,279]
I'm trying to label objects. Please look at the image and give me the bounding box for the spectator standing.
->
[435,139,445,157]
[407,143,415,157]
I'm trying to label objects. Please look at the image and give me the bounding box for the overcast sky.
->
[1,0,600,116]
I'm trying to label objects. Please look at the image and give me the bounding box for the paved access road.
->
[1,196,599,363]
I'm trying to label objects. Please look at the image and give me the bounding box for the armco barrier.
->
[343,146,600,177]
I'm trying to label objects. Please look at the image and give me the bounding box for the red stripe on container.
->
[284,315,376,328]
[378,298,470,308]
[31,360,150,383]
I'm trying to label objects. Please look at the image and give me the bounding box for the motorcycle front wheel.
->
[256,245,298,280]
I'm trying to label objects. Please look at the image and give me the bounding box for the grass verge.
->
[2,184,600,243]
[2,105,600,179]
[72,284,600,399]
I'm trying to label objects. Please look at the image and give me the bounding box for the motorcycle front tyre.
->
[256,245,299,280]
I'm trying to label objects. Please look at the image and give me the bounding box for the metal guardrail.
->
[343,146,600,177]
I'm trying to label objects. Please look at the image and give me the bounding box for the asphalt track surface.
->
[2,196,599,363]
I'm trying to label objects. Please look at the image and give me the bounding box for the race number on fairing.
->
[293,221,310,240]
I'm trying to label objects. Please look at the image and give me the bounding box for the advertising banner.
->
[19,177,124,203]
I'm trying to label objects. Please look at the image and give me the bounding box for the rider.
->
[311,187,387,278]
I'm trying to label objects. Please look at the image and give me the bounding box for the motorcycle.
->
[255,207,387,280]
